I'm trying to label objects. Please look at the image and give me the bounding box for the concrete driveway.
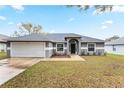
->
[0,58,40,85]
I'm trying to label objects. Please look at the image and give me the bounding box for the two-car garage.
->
[10,42,45,57]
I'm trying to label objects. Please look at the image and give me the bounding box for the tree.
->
[21,23,33,35]
[105,35,120,42]
[68,5,113,14]
[13,22,44,37]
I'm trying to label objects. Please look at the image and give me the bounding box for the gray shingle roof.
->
[105,37,124,45]
[0,34,9,42]
[8,33,104,43]
[81,36,104,42]
[46,33,82,42]
[8,34,50,42]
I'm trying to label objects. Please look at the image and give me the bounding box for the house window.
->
[57,44,64,51]
[81,43,87,47]
[53,43,56,47]
[88,44,95,51]
[45,42,49,47]
[113,46,116,51]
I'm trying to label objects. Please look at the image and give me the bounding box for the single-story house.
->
[105,37,124,55]
[0,34,9,52]
[7,33,105,58]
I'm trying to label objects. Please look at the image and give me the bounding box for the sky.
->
[0,5,124,40]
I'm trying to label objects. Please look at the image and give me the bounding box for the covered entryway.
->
[70,43,76,54]
[10,42,45,57]
[69,39,79,54]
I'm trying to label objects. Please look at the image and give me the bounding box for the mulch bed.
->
[51,55,71,58]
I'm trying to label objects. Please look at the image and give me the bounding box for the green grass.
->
[1,55,124,88]
[107,53,124,57]
[0,52,7,60]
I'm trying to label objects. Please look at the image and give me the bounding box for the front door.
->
[71,44,76,54]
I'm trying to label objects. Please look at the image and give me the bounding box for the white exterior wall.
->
[105,45,124,55]
[11,42,45,57]
[45,42,53,58]
[0,43,7,52]
[49,43,53,57]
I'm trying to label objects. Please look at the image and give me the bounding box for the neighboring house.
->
[105,37,124,55]
[7,33,104,58]
[0,34,9,52]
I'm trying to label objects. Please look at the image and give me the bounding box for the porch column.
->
[78,40,81,55]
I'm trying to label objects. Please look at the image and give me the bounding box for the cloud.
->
[101,20,113,29]
[68,17,75,22]
[93,6,124,15]
[101,25,108,29]
[11,5,24,11]
[50,29,56,33]
[112,6,124,13]
[102,20,113,25]
[0,16,6,21]
[8,22,14,25]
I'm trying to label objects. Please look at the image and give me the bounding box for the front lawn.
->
[1,55,124,88]
[0,52,7,60]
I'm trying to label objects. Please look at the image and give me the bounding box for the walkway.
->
[40,55,85,62]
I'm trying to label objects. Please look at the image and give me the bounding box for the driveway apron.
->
[0,58,40,85]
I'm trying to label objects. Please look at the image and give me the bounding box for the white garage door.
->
[11,42,45,57]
